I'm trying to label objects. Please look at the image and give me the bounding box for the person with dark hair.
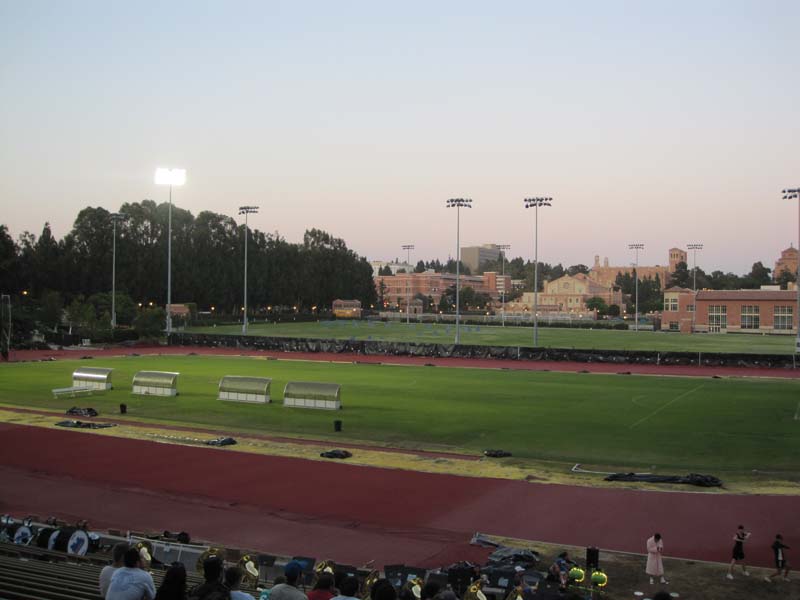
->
[652,592,671,600]
[646,533,668,585]
[765,534,791,582]
[188,556,230,600]
[307,573,336,600]
[100,542,130,598]
[727,525,751,579]
[269,561,308,600]
[370,580,397,600]
[225,566,255,600]
[156,563,187,600]
[548,551,576,592]
[331,576,360,600]
[107,547,156,600]
[419,582,439,600]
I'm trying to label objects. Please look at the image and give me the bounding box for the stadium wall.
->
[168,333,796,369]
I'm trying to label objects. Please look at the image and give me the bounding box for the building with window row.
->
[374,271,510,308]
[661,287,797,334]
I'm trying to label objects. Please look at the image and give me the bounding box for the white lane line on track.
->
[628,384,704,429]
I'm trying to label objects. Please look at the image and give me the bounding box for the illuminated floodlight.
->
[154,168,186,186]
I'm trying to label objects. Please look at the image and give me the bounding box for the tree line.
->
[0,202,377,329]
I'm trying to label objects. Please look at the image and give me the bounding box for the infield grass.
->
[185,320,798,354]
[2,354,798,475]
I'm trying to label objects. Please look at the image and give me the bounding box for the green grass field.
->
[185,320,798,354]
[2,355,798,474]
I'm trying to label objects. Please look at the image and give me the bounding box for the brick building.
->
[588,248,686,291]
[661,287,797,334]
[374,271,510,308]
[773,245,798,281]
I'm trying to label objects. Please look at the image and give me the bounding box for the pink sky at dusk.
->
[1,1,798,274]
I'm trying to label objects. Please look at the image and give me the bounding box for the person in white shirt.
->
[107,547,156,600]
[100,543,130,598]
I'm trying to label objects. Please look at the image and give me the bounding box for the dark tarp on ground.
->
[604,472,723,487]
[169,332,796,369]
[55,420,116,429]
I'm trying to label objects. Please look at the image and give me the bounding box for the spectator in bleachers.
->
[107,546,157,600]
[370,580,397,600]
[330,576,360,600]
[100,542,130,598]
[269,561,308,600]
[156,562,187,600]
[420,582,440,600]
[307,572,336,600]
[225,566,256,600]
[189,556,230,600]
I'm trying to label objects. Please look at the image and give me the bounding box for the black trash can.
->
[334,419,342,432]
[119,403,127,415]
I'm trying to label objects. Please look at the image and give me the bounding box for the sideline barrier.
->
[168,332,797,369]
[72,367,114,390]
[218,376,271,403]
[284,381,341,410]
[132,371,179,397]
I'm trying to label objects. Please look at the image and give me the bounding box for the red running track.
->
[6,345,800,379]
[1,423,798,569]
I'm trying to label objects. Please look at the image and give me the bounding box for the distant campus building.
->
[374,271,511,308]
[332,299,362,318]
[588,248,686,291]
[773,245,798,281]
[460,244,504,273]
[661,286,797,334]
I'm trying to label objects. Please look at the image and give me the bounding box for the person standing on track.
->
[646,533,668,585]
[727,525,751,579]
[765,534,791,582]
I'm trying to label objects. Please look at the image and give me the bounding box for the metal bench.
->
[51,387,94,400]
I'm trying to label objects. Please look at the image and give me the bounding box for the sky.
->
[1,1,799,274]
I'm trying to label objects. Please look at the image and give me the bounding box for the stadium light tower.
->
[782,188,800,353]
[628,243,644,332]
[110,212,129,328]
[239,206,259,335]
[687,243,703,333]
[154,167,187,334]
[497,244,511,326]
[524,198,552,347]
[446,198,472,345]
[402,244,415,324]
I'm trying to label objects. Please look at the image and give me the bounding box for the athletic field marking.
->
[628,385,704,429]
[794,401,800,421]
[630,395,648,408]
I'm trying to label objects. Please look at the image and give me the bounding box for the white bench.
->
[51,386,95,399]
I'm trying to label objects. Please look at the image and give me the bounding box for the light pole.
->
[155,167,187,334]
[239,206,259,335]
[628,243,644,332]
[401,244,414,324]
[524,198,552,347]
[0,294,10,360]
[110,212,128,328]
[497,244,510,326]
[687,243,703,333]
[782,188,800,353]
[446,198,472,344]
